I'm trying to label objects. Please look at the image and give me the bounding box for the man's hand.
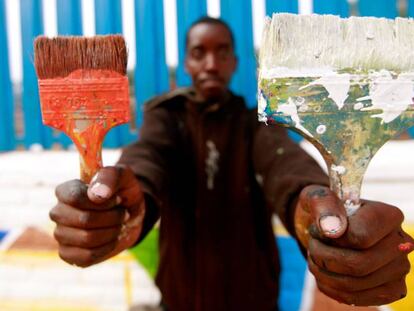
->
[295,185,414,306]
[50,165,146,267]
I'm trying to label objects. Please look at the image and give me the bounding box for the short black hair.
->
[185,16,235,50]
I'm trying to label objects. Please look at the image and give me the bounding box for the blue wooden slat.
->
[94,0,136,147]
[176,0,207,87]
[277,236,307,311]
[20,0,53,149]
[220,0,256,107]
[57,0,82,35]
[358,0,397,18]
[265,0,298,15]
[409,0,414,17]
[134,0,169,128]
[0,0,15,151]
[313,0,349,17]
[56,0,83,148]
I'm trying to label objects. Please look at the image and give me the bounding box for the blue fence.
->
[0,0,413,151]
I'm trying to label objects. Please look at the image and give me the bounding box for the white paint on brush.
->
[258,91,268,123]
[354,102,364,110]
[358,71,414,123]
[277,98,313,137]
[259,14,414,72]
[300,73,350,110]
[331,164,346,175]
[316,124,326,134]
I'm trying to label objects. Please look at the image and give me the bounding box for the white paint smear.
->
[331,164,346,175]
[300,73,350,110]
[358,72,414,123]
[277,98,313,137]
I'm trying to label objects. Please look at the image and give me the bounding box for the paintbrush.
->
[34,35,130,183]
[258,14,414,246]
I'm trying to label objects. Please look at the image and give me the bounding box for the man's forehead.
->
[187,23,233,48]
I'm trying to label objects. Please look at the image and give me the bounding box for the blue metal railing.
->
[0,0,412,151]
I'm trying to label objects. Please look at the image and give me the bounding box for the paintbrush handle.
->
[70,124,107,184]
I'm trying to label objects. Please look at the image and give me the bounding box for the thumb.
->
[87,166,124,204]
[300,185,348,239]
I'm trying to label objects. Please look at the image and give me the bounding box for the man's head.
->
[185,17,237,102]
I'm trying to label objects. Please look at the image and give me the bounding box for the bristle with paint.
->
[259,13,414,77]
[34,35,127,79]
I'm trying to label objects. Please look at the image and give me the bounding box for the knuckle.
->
[341,254,366,276]
[61,180,88,206]
[80,230,93,246]
[401,257,411,276]
[78,211,93,228]
[49,207,60,223]
[348,227,372,249]
[53,227,63,243]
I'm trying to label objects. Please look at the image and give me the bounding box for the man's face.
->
[185,23,237,101]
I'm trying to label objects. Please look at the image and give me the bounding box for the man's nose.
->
[204,53,219,71]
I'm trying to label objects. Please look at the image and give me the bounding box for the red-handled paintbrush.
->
[34,35,130,183]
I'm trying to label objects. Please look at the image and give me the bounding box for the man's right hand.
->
[50,165,146,267]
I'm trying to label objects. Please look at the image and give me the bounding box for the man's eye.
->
[191,48,204,60]
[217,48,232,60]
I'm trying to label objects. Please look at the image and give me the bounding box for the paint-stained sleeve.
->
[117,102,178,244]
[252,122,329,244]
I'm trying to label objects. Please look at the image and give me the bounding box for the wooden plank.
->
[134,0,169,127]
[175,0,207,87]
[220,0,256,107]
[313,0,349,17]
[20,0,53,149]
[94,0,136,147]
[0,0,15,151]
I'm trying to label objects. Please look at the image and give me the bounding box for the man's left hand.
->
[295,185,414,306]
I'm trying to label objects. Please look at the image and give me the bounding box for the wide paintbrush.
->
[34,35,130,183]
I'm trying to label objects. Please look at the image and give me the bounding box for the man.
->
[50,17,413,310]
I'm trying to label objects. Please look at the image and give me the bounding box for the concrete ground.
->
[0,140,413,311]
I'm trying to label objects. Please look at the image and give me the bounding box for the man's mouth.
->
[199,76,223,86]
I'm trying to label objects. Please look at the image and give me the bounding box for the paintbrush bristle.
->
[34,35,128,79]
[259,13,414,77]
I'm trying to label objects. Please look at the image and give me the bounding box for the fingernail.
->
[319,215,342,234]
[398,242,414,253]
[90,182,111,199]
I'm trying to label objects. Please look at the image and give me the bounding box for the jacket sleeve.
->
[117,101,179,243]
[252,121,329,241]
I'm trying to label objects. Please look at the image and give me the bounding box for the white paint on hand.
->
[358,72,414,123]
[277,98,313,137]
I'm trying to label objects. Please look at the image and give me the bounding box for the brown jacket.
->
[118,88,328,311]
